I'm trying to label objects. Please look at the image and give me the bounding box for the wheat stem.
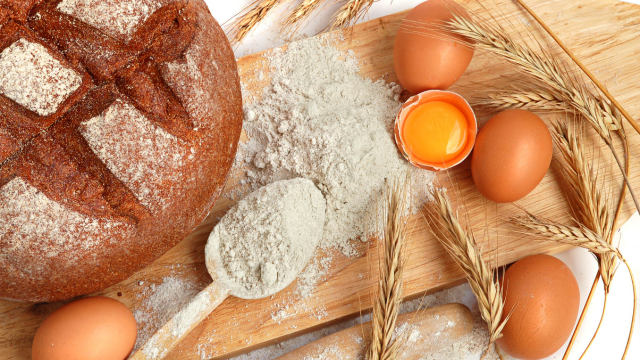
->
[579,292,608,360]
[563,275,600,360]
[622,259,637,360]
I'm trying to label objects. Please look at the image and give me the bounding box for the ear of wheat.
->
[424,188,510,346]
[281,0,325,35]
[368,175,410,360]
[331,0,375,30]
[226,0,291,46]
[476,86,569,112]
[511,213,620,258]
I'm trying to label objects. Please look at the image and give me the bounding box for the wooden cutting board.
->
[3,0,640,359]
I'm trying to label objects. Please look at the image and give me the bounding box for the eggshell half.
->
[471,109,553,203]
[394,90,477,171]
[393,0,475,93]
[497,255,580,360]
[32,297,137,360]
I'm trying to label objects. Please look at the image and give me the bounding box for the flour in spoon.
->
[236,36,436,257]
[207,178,326,299]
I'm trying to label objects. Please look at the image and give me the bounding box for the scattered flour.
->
[0,38,81,116]
[171,286,214,338]
[294,255,333,299]
[207,178,326,299]
[301,345,344,360]
[235,36,436,258]
[133,276,199,350]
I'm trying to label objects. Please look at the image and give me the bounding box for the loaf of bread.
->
[0,0,243,302]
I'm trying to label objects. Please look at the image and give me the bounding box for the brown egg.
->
[471,109,552,203]
[32,297,137,360]
[393,0,475,93]
[497,255,580,360]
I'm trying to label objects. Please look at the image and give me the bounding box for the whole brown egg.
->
[471,109,553,203]
[32,297,137,360]
[393,0,475,93]
[497,254,580,360]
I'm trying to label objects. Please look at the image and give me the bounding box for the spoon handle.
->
[129,280,230,360]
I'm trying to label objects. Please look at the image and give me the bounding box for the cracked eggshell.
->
[394,90,477,171]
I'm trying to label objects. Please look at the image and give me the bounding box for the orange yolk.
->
[402,101,468,164]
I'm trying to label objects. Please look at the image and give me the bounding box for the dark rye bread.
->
[0,0,242,302]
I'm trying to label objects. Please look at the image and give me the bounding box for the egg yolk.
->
[402,101,468,163]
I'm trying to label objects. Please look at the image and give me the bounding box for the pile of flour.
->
[236,36,435,256]
[207,178,326,299]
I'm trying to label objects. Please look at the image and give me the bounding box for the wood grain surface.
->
[2,0,640,359]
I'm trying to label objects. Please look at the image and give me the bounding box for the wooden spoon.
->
[275,303,474,360]
[129,179,326,360]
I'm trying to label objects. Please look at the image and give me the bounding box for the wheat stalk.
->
[281,0,325,35]
[549,120,626,359]
[552,122,613,241]
[446,14,622,141]
[368,175,409,360]
[445,12,640,213]
[331,0,374,30]
[551,121,617,290]
[226,0,290,45]
[423,188,510,346]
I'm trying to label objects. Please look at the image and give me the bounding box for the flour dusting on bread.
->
[57,0,163,39]
[0,177,132,260]
[80,100,192,213]
[163,42,217,125]
[0,38,81,116]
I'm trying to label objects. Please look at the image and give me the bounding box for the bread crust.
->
[0,0,242,302]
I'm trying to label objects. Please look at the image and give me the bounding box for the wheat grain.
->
[424,188,510,345]
[552,121,618,292]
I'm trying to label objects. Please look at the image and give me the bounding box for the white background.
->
[205,1,640,359]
